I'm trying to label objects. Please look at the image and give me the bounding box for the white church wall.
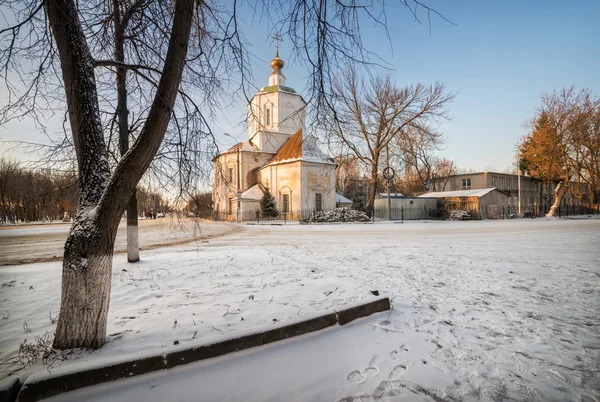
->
[248,90,306,147]
[240,151,273,190]
[213,152,241,216]
[302,163,336,211]
[260,163,302,218]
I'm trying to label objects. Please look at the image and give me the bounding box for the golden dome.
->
[270,49,284,73]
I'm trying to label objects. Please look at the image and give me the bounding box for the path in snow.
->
[0,218,239,265]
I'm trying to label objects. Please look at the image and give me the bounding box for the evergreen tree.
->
[260,187,278,217]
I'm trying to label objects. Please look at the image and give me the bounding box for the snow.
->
[1,218,600,401]
[239,184,265,201]
[420,188,497,198]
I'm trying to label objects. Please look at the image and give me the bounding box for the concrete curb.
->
[0,376,20,402]
[11,296,390,402]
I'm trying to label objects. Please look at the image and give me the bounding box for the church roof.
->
[259,85,297,94]
[264,129,335,167]
[224,140,259,154]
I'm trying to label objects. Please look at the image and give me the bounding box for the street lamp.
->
[224,133,242,222]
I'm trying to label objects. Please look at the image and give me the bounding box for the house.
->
[419,188,510,219]
[429,172,589,212]
[212,47,336,220]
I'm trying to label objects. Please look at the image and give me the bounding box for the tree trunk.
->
[366,157,379,217]
[54,210,119,349]
[127,192,140,262]
[113,1,140,263]
[546,181,568,217]
[47,0,194,349]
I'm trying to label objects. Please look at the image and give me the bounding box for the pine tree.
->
[260,187,278,217]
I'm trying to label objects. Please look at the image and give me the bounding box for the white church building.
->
[212,48,336,220]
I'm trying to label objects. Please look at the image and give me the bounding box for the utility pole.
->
[237,143,241,223]
[387,146,391,221]
[517,158,521,216]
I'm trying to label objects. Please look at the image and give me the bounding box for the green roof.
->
[259,85,297,94]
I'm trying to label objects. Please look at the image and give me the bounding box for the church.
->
[212,47,336,220]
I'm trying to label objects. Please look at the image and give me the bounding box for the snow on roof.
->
[419,188,498,198]
[224,140,259,154]
[336,194,352,203]
[378,193,405,198]
[239,184,265,201]
[265,130,334,167]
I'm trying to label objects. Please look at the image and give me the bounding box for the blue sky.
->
[221,0,600,172]
[1,0,599,173]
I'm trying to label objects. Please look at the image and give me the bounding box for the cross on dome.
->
[270,32,284,73]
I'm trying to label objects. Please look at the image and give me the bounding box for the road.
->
[0,218,241,266]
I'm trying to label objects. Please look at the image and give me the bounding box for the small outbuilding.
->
[336,193,353,209]
[418,188,510,219]
[374,194,438,220]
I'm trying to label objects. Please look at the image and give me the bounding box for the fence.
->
[199,209,323,224]
[372,203,599,221]
[199,203,600,223]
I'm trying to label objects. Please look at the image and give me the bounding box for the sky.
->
[1,0,599,173]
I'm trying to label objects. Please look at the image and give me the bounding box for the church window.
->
[228,168,233,183]
[315,193,322,211]
[282,194,289,212]
[462,178,471,189]
[265,106,271,126]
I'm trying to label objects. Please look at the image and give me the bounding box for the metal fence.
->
[373,203,600,221]
[197,209,322,224]
[198,203,599,223]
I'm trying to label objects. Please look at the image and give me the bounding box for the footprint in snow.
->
[346,366,379,384]
[390,344,409,360]
[347,370,365,383]
[421,359,444,373]
[388,364,407,379]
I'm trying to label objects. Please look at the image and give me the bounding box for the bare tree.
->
[431,158,456,191]
[325,68,453,216]
[1,0,450,349]
[393,126,447,192]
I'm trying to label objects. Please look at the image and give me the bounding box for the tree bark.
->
[45,0,113,349]
[366,154,379,217]
[546,181,568,217]
[47,0,194,349]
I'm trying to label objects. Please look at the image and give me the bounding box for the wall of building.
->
[373,197,438,219]
[213,152,239,216]
[302,163,336,212]
[240,151,273,190]
[374,197,437,210]
[260,162,303,218]
[248,91,306,142]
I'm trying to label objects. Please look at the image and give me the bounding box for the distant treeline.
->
[0,158,174,224]
[0,158,78,223]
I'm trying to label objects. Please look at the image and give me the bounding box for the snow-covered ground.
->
[1,218,599,401]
